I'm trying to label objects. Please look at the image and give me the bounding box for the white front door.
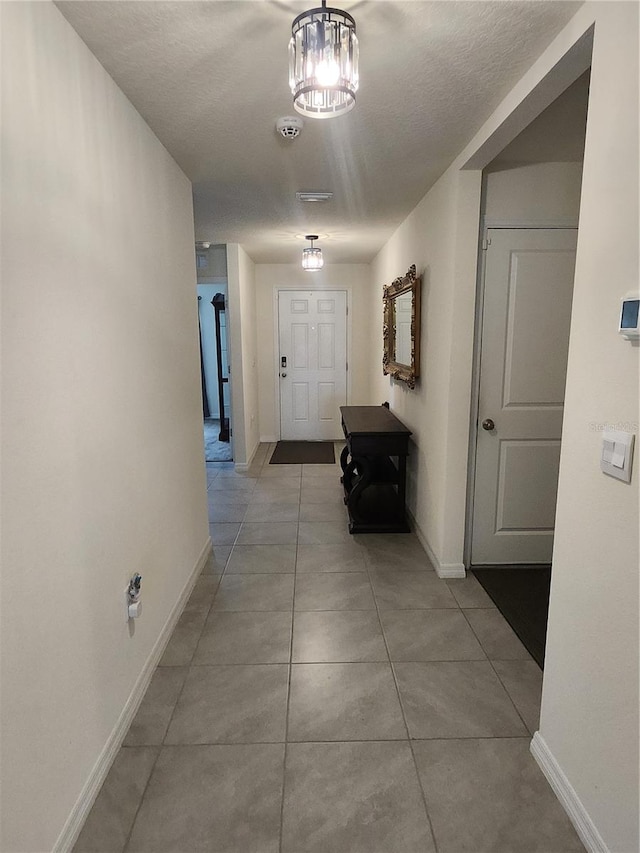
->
[471,228,577,564]
[278,290,347,440]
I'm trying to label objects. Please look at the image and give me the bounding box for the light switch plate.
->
[601,430,635,482]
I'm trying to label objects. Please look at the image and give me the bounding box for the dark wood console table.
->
[339,405,412,534]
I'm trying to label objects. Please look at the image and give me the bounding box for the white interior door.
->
[278,290,347,440]
[471,228,577,564]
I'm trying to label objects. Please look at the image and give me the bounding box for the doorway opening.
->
[198,282,232,463]
[466,70,590,668]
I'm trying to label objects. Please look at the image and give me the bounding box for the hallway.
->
[74,444,584,852]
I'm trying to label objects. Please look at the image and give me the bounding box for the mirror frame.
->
[382,264,421,389]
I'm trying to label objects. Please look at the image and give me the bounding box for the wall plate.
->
[601,430,635,483]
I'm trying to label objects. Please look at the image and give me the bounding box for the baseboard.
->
[530,732,610,853]
[234,438,262,472]
[54,537,213,853]
[433,561,467,579]
[260,434,278,444]
[407,509,467,578]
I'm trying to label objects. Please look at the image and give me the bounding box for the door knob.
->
[281,372,287,378]
[482,418,495,431]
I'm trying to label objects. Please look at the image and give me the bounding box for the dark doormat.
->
[471,565,551,670]
[270,441,335,465]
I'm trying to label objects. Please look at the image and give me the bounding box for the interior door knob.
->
[281,372,287,378]
[482,418,495,431]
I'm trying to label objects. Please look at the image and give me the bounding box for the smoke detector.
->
[276,116,304,139]
[195,241,211,250]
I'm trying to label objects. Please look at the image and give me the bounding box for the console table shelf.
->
[339,405,412,534]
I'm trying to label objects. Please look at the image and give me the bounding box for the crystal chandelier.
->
[289,0,359,120]
[302,235,324,270]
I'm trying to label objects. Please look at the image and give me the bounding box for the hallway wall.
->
[369,3,638,849]
[227,244,259,466]
[370,167,481,574]
[0,3,209,850]
[483,162,584,224]
[538,4,638,849]
[196,243,228,281]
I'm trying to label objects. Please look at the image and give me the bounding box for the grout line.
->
[363,540,442,853]
[278,508,299,853]
[121,733,534,748]
[121,581,219,851]
[176,654,523,665]
[121,745,163,853]
[129,451,539,853]
[364,570,407,740]
[459,608,535,735]
[407,737,441,853]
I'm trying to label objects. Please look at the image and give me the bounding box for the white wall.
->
[196,243,228,280]
[484,162,584,225]
[255,264,372,441]
[370,169,481,573]
[537,4,638,850]
[226,244,259,465]
[0,4,209,851]
[489,70,589,167]
[369,2,638,849]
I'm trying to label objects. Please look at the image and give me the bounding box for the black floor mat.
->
[471,566,551,669]
[269,441,335,465]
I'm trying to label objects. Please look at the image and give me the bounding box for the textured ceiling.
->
[56,0,581,264]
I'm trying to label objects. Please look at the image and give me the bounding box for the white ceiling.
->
[56,0,581,264]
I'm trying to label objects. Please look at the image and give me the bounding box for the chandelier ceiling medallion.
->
[302,235,324,271]
[289,0,359,119]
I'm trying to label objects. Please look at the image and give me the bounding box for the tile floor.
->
[74,443,584,853]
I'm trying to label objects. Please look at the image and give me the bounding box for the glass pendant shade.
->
[302,236,324,270]
[289,0,359,119]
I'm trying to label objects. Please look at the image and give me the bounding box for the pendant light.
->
[302,235,324,271]
[289,0,359,119]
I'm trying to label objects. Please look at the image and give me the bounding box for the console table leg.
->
[345,455,372,519]
[339,444,350,480]
[341,459,358,499]
[397,455,407,514]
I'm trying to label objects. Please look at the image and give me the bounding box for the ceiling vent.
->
[296,191,333,203]
[276,116,304,139]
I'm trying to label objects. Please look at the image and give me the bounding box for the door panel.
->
[497,440,562,530]
[503,251,575,407]
[278,290,347,440]
[292,383,309,421]
[471,229,577,564]
[318,324,336,368]
[318,382,336,420]
[292,324,309,368]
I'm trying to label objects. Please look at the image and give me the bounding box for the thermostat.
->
[619,294,640,340]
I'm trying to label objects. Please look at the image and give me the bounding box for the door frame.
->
[272,286,352,441]
[464,220,579,568]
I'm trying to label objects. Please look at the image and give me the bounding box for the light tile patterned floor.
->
[73,443,584,853]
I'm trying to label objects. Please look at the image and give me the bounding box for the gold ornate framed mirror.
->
[382,264,421,389]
